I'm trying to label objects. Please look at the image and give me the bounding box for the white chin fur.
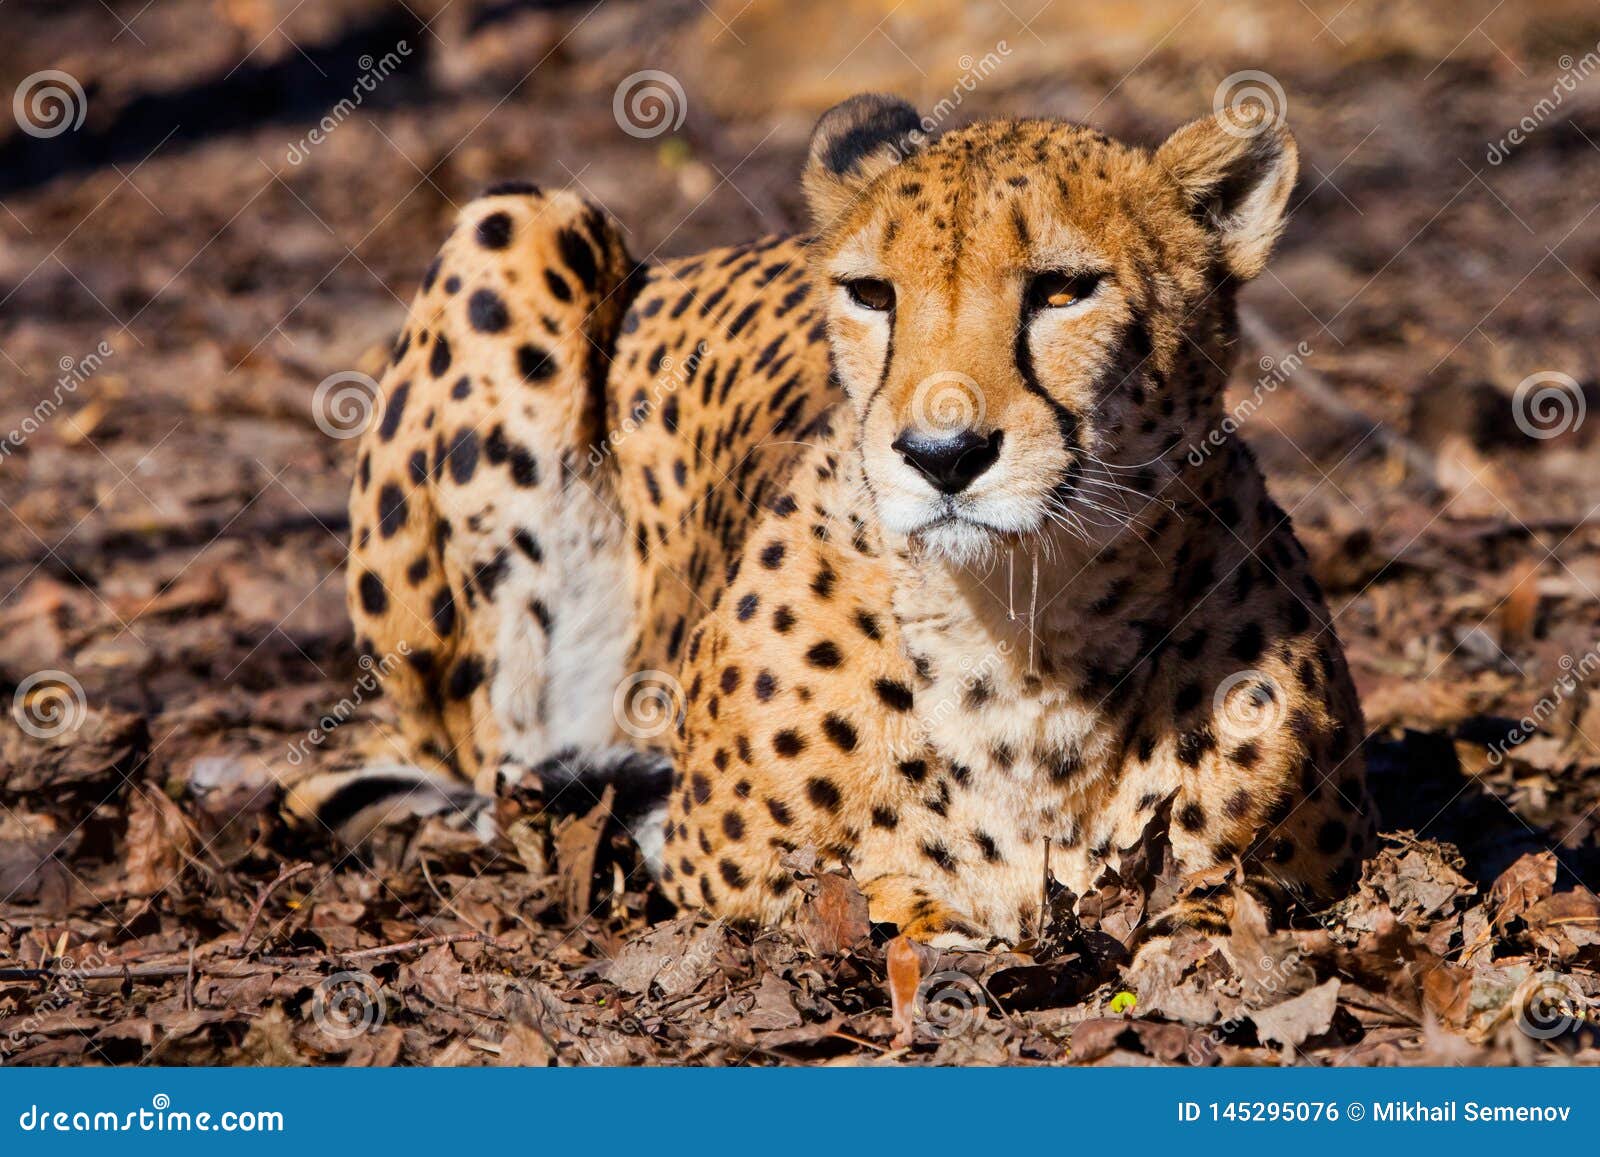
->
[914,520,1001,565]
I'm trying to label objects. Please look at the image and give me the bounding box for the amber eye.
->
[1028,270,1103,310]
[843,278,895,312]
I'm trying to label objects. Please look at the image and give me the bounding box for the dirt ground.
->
[3,0,1600,1066]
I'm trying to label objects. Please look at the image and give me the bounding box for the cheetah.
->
[324,94,1375,945]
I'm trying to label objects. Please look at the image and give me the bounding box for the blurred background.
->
[2,0,1600,1063]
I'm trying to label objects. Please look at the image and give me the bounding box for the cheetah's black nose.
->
[892,428,1004,495]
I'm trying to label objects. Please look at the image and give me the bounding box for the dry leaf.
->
[796,871,870,956]
[886,935,924,1047]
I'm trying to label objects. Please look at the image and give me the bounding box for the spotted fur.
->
[330,98,1375,946]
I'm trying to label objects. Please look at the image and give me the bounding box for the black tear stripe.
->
[856,306,898,449]
[1012,312,1082,459]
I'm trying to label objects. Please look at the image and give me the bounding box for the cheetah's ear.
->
[1156,110,1298,280]
[803,93,924,231]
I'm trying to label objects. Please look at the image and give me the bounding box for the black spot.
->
[973,831,1001,863]
[822,714,857,752]
[854,611,882,640]
[1175,726,1216,767]
[518,343,556,383]
[449,376,471,400]
[1177,802,1207,832]
[447,655,484,700]
[736,593,759,620]
[376,483,407,538]
[754,671,778,700]
[806,777,841,812]
[773,730,805,757]
[557,228,599,293]
[772,606,795,633]
[805,641,842,668]
[357,572,387,615]
[377,380,410,441]
[445,428,479,484]
[468,288,510,333]
[430,587,456,635]
[429,333,452,377]
[1231,621,1265,663]
[871,806,898,830]
[726,300,761,337]
[543,269,572,302]
[475,211,513,249]
[509,446,539,487]
[719,859,747,889]
[472,551,509,601]
[720,666,741,694]
[920,841,957,873]
[759,541,786,569]
[766,798,793,826]
[1317,819,1348,855]
[873,678,914,712]
[897,759,928,784]
[811,565,836,599]
[512,529,543,563]
[1048,750,1083,783]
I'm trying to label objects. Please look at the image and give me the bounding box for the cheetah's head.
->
[803,94,1298,564]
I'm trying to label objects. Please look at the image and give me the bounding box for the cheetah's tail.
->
[514,746,673,877]
[286,747,673,870]
[284,763,496,846]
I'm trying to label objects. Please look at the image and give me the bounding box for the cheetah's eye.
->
[1027,270,1103,311]
[842,278,895,312]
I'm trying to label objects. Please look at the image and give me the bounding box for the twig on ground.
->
[236,861,314,952]
[335,932,512,962]
[0,932,511,986]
